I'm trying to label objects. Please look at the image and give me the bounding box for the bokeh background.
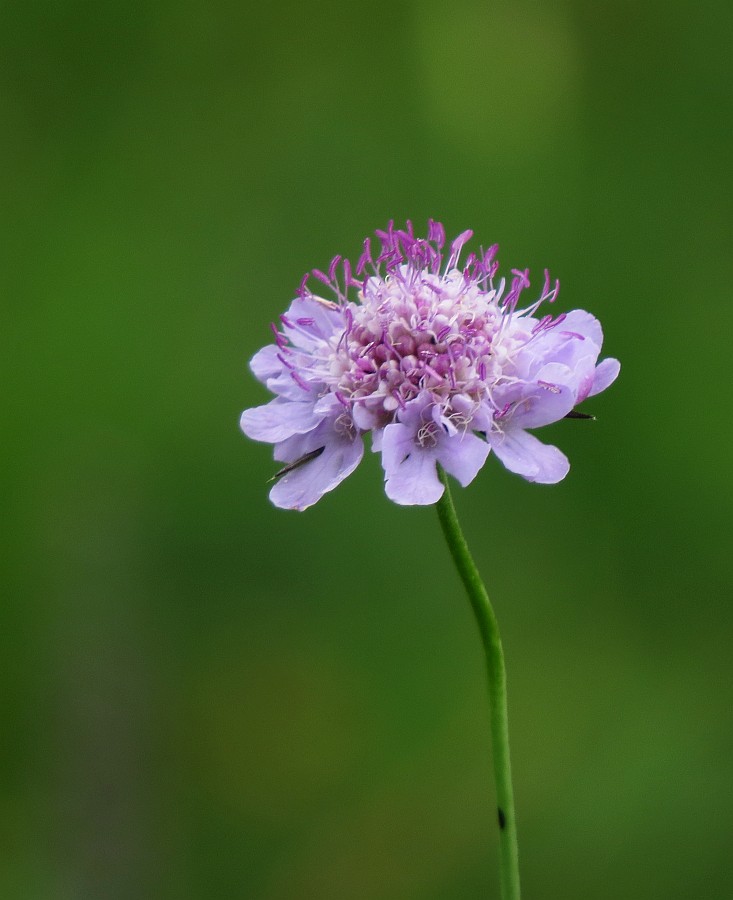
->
[3,1,732,897]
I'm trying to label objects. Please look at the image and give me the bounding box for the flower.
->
[240,221,619,510]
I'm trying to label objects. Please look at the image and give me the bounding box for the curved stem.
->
[435,467,520,900]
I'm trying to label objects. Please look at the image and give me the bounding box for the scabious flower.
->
[240,221,619,510]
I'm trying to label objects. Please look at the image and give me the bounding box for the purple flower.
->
[240,221,619,509]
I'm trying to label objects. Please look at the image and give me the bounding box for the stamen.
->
[334,412,356,438]
[417,422,439,448]
[289,370,311,392]
[328,255,342,282]
[428,219,445,248]
[297,273,310,298]
[559,329,586,341]
[356,238,373,275]
[447,229,473,270]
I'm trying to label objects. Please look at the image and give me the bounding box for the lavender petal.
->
[588,357,621,397]
[490,428,570,484]
[435,432,491,488]
[381,422,444,505]
[240,397,321,443]
[269,431,364,510]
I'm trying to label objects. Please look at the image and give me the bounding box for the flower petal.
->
[494,368,577,429]
[313,392,346,419]
[370,427,385,452]
[240,397,321,443]
[588,357,621,397]
[281,297,345,351]
[490,427,570,483]
[381,422,443,505]
[435,432,490,487]
[384,452,444,505]
[555,309,603,348]
[269,431,364,510]
[509,310,604,384]
[249,344,321,400]
[380,421,418,471]
[250,344,282,383]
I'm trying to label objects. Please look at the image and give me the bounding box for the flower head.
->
[241,221,619,509]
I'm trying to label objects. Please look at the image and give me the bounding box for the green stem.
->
[435,467,520,900]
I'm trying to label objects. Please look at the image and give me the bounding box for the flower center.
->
[333,270,502,426]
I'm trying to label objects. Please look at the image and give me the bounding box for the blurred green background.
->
[2,1,732,897]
